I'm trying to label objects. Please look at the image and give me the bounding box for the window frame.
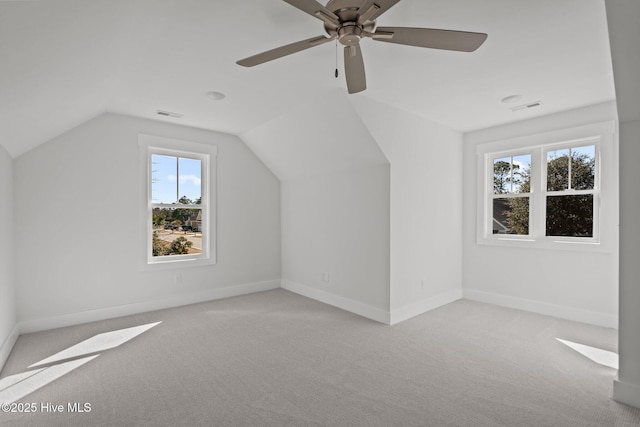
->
[540,139,600,242]
[489,151,534,238]
[139,134,217,269]
[476,121,616,252]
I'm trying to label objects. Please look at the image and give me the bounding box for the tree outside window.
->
[490,144,596,239]
[492,154,531,235]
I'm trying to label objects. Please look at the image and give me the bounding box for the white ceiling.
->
[0,0,615,158]
[242,89,388,181]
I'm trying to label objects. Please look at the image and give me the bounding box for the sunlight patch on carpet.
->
[0,368,46,392]
[0,322,162,405]
[0,355,99,404]
[29,322,162,368]
[557,338,618,369]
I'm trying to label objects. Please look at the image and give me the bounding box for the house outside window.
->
[476,121,616,252]
[139,134,217,268]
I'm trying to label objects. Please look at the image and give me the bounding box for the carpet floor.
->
[1,289,639,426]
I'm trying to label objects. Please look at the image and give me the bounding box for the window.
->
[139,135,217,267]
[492,153,532,235]
[490,144,597,239]
[476,121,616,251]
[544,145,596,238]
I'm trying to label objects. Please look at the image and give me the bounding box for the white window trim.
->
[476,121,617,252]
[139,134,217,270]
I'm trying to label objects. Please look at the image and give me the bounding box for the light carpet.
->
[1,289,639,426]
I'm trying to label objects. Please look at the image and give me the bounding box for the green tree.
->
[169,236,193,254]
[152,231,169,256]
[152,215,166,228]
[507,164,530,234]
[505,199,530,235]
[493,160,528,194]
[153,232,193,257]
[178,195,193,205]
[544,152,594,236]
[493,160,512,194]
[504,151,594,236]
[492,160,530,234]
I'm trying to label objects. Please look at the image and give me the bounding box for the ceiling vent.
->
[510,101,541,112]
[156,110,183,118]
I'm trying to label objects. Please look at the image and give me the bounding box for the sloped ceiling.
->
[241,89,387,181]
[0,0,615,158]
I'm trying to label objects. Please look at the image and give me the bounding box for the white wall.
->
[0,143,17,372]
[245,90,463,325]
[242,90,392,323]
[462,102,619,327]
[616,119,640,406]
[281,165,391,322]
[14,113,281,331]
[605,0,640,409]
[350,97,464,324]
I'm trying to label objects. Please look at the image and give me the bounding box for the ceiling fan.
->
[236,0,487,94]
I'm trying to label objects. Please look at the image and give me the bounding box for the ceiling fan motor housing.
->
[324,0,376,46]
[338,23,363,46]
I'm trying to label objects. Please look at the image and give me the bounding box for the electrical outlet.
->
[421,279,425,290]
[323,272,330,283]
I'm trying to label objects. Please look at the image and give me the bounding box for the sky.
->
[151,154,202,204]
[494,153,531,193]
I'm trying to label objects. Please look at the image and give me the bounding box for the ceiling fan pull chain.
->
[335,39,339,78]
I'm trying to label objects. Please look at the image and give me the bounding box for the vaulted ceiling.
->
[0,0,615,158]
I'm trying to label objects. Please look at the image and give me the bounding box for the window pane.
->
[546,195,593,237]
[547,148,570,191]
[177,157,202,204]
[571,145,595,190]
[151,154,178,204]
[152,207,203,257]
[152,155,203,204]
[493,157,511,194]
[493,197,529,235]
[512,154,531,194]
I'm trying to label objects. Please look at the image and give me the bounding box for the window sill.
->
[477,236,612,253]
[139,256,215,271]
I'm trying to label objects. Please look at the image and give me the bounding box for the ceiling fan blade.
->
[237,35,334,67]
[357,0,401,24]
[283,0,340,27]
[372,27,487,52]
[344,45,366,94]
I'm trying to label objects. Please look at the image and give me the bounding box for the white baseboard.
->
[390,289,463,325]
[614,379,640,409]
[281,280,391,324]
[18,279,281,334]
[0,324,20,374]
[463,288,618,329]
